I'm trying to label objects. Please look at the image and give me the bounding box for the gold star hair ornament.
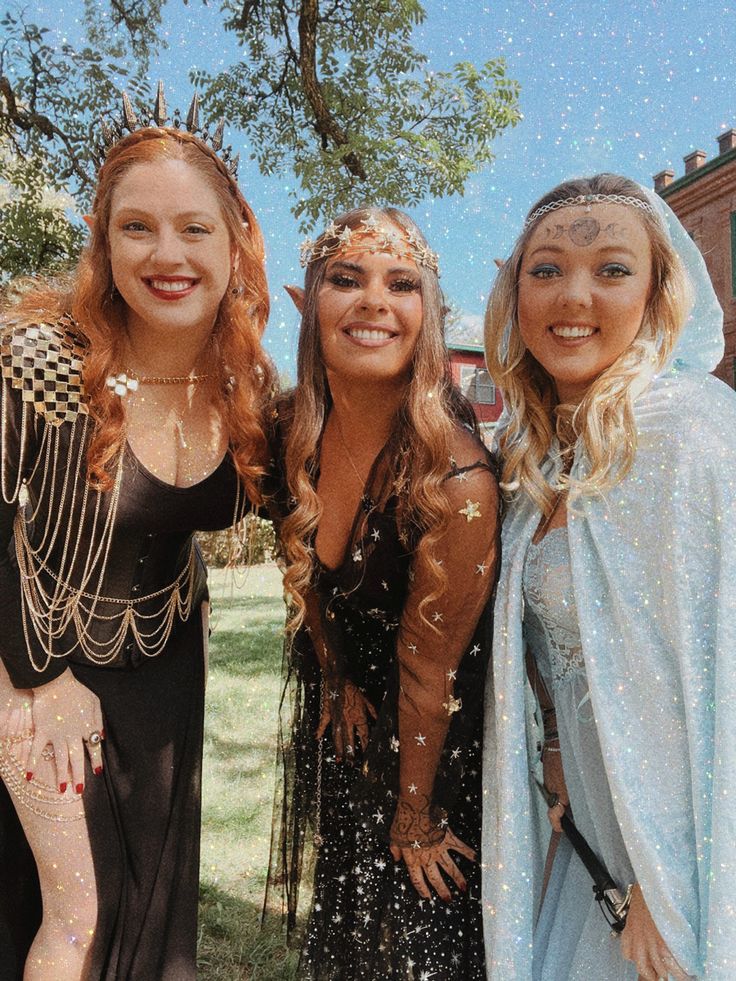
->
[523,193,656,230]
[95,81,240,179]
[299,213,440,272]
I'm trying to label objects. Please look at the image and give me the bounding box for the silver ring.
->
[86,730,102,746]
[41,745,56,761]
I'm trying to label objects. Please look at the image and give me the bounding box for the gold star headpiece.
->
[299,214,440,272]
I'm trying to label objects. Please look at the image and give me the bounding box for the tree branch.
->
[297,0,366,180]
[232,0,260,31]
[0,75,91,187]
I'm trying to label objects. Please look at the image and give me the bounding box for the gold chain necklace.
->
[333,411,368,488]
[124,367,209,385]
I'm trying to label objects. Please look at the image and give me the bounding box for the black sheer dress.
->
[0,320,246,980]
[266,411,499,980]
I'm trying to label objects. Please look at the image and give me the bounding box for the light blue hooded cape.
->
[481,191,736,979]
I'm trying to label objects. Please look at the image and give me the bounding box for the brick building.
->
[654,129,736,388]
[447,342,503,436]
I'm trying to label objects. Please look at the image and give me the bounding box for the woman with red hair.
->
[0,103,273,979]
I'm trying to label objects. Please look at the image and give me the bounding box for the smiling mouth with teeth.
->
[146,278,197,293]
[346,327,396,340]
[550,325,597,338]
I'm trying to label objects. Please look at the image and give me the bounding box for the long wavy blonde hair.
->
[4,127,274,501]
[278,206,477,630]
[485,173,692,514]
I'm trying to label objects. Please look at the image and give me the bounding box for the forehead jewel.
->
[523,192,657,231]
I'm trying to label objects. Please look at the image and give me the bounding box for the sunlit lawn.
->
[198,564,299,980]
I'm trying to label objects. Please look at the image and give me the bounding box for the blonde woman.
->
[481,173,736,980]
[0,94,273,980]
[267,207,499,978]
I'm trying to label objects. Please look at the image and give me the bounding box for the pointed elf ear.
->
[83,215,95,230]
[284,285,306,314]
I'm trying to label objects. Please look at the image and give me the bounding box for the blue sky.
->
[30,0,735,375]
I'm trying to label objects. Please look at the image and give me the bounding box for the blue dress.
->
[523,527,636,981]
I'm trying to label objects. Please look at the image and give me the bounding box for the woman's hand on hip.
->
[27,668,104,793]
[621,884,691,980]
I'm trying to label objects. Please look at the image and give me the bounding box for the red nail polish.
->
[59,783,67,793]
[94,766,103,776]
[75,783,84,794]
[100,729,106,740]
[25,771,33,782]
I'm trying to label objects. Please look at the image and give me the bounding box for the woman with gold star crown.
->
[265,206,499,979]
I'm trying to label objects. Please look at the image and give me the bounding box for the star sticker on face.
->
[432,611,444,622]
[408,643,418,654]
[454,470,468,482]
[459,499,482,522]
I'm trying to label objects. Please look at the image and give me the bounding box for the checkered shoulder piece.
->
[0,317,89,426]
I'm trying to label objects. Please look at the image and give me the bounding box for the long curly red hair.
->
[7,127,274,501]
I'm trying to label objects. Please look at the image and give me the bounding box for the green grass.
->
[198,564,299,980]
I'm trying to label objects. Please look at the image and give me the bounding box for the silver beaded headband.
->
[523,193,657,231]
[300,214,440,272]
[95,81,240,180]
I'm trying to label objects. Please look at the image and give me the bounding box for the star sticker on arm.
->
[408,783,418,794]
[476,562,487,575]
[414,733,427,746]
[442,695,462,715]
[459,499,482,522]
[447,668,457,680]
